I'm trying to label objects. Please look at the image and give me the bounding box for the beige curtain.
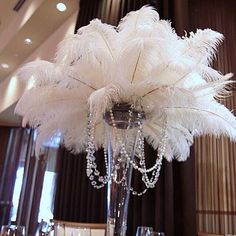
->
[190,0,236,234]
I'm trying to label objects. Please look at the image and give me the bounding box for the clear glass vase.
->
[104,104,142,236]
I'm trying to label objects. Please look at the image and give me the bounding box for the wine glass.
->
[136,226,154,236]
[1,225,25,236]
[1,225,11,235]
[45,220,54,236]
[38,221,49,235]
[13,226,25,236]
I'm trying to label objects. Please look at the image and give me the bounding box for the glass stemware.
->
[1,225,25,236]
[136,226,154,236]
[0,225,11,236]
[152,232,165,236]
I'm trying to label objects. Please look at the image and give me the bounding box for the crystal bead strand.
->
[109,109,130,185]
[129,113,167,195]
[108,107,166,195]
[140,119,167,188]
[86,111,109,188]
[86,106,168,196]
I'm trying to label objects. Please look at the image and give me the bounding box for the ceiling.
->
[0,1,18,32]
[0,0,79,126]
[0,0,79,81]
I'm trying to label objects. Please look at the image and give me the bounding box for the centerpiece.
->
[15,6,236,236]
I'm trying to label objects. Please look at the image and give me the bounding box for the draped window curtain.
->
[54,1,197,236]
[0,127,50,235]
[0,127,30,226]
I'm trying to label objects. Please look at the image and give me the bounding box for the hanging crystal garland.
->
[86,111,109,189]
[86,103,167,195]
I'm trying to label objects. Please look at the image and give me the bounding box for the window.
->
[38,171,57,222]
[11,167,24,221]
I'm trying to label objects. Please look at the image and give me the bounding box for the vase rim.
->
[104,103,145,129]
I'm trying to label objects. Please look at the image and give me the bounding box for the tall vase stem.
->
[105,103,142,236]
[106,125,138,236]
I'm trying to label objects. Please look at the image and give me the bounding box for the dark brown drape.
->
[54,149,107,223]
[0,127,28,226]
[75,0,190,31]
[0,127,50,235]
[17,153,48,235]
[54,1,196,236]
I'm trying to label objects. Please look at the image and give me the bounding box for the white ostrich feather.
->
[165,101,236,138]
[191,73,233,98]
[118,6,160,36]
[183,29,224,64]
[56,19,117,67]
[15,6,236,161]
[153,20,178,40]
[88,84,122,122]
[17,60,61,86]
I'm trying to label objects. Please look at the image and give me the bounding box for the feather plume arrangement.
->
[15,6,236,161]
